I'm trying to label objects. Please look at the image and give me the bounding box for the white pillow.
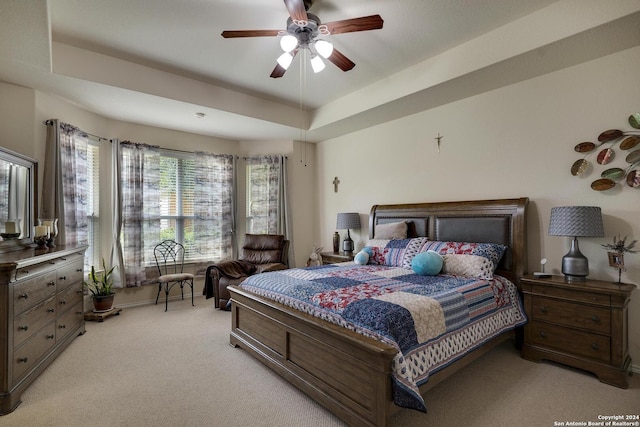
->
[374,221,408,240]
[442,254,495,279]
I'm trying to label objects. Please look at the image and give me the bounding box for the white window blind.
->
[85,142,100,269]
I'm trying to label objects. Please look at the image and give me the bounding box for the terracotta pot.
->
[93,294,115,312]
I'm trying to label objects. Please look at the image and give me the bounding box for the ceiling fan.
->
[221,0,384,78]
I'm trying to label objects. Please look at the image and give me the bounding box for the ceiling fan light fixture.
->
[277,52,294,69]
[315,40,333,58]
[280,34,298,53]
[310,55,325,73]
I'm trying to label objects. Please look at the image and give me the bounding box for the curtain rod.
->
[242,156,289,159]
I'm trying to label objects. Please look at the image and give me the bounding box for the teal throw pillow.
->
[354,250,370,265]
[411,250,443,276]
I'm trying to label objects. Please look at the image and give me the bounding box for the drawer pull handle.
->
[18,293,28,299]
[17,357,28,363]
[18,325,29,331]
[539,306,548,313]
[591,343,599,351]
[47,281,55,286]
[59,276,66,281]
[46,334,55,340]
[59,324,66,329]
[539,331,547,338]
[47,308,55,313]
[591,315,600,323]
[59,300,66,305]
[76,269,82,272]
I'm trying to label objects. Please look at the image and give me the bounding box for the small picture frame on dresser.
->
[607,251,624,269]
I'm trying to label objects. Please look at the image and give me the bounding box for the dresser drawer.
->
[56,302,84,341]
[528,284,610,306]
[56,284,83,315]
[529,321,611,363]
[56,260,84,292]
[530,296,610,334]
[12,323,56,382]
[13,296,56,348]
[13,272,57,315]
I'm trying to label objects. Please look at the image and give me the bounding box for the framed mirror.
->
[0,147,38,252]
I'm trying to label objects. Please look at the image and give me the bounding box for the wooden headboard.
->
[369,198,529,284]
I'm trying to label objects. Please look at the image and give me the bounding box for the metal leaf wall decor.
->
[571,112,640,191]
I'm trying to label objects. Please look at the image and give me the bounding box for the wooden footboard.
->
[229,285,397,426]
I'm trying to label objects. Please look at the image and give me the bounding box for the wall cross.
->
[333,176,340,193]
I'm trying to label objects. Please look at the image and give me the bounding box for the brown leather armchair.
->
[206,234,289,309]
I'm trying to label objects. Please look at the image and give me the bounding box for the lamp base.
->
[342,229,354,254]
[561,237,589,282]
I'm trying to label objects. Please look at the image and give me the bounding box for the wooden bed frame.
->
[228,198,528,426]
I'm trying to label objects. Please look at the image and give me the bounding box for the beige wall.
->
[315,45,640,370]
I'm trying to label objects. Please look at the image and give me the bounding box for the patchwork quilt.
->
[240,263,527,412]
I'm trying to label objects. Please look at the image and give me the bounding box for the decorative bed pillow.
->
[354,250,370,265]
[366,237,430,268]
[420,241,507,273]
[442,254,495,279]
[374,221,408,240]
[411,251,443,275]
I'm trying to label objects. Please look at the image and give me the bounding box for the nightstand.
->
[520,274,635,388]
[320,252,354,264]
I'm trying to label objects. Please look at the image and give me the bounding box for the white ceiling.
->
[1,0,640,142]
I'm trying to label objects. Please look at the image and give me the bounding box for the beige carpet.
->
[2,295,638,427]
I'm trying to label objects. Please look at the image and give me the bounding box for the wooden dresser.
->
[0,245,87,415]
[520,274,635,388]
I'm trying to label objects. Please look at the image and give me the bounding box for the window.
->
[157,152,196,259]
[85,142,100,269]
[246,156,282,235]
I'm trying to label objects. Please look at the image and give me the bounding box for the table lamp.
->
[336,212,360,254]
[548,206,604,282]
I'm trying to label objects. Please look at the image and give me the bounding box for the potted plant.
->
[84,258,116,312]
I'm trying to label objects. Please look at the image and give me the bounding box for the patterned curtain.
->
[41,120,89,246]
[193,152,235,261]
[246,155,293,264]
[0,161,9,223]
[120,142,160,287]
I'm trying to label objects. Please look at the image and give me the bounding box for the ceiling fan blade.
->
[221,29,281,38]
[323,15,384,35]
[327,48,355,72]
[283,0,308,23]
[270,64,287,78]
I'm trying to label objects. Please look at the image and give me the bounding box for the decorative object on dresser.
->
[37,218,58,248]
[1,219,21,240]
[84,258,116,312]
[548,206,604,282]
[332,231,339,253]
[336,212,360,254]
[319,251,354,265]
[520,274,635,388]
[0,244,87,415]
[601,234,637,284]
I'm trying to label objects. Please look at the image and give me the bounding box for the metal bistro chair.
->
[154,240,195,311]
